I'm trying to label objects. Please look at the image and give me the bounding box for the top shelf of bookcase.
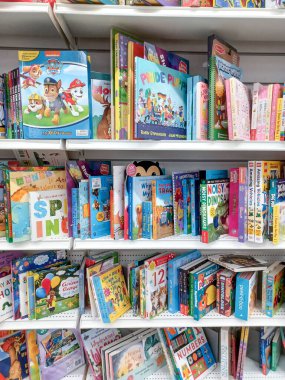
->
[54,5,285,46]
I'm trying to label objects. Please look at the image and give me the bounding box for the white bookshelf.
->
[0,237,73,251]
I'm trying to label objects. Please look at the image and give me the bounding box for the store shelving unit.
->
[0,3,285,379]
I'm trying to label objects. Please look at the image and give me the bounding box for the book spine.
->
[220,327,230,380]
[231,329,237,378]
[128,177,133,240]
[178,268,183,314]
[168,262,175,313]
[275,98,283,141]
[93,277,110,323]
[268,178,277,241]
[269,84,281,140]
[182,180,188,235]
[236,327,245,380]
[261,271,267,314]
[180,269,188,315]
[27,276,35,320]
[110,189,114,239]
[152,181,157,240]
[216,271,221,314]
[4,169,12,242]
[219,274,226,316]
[271,341,277,371]
[208,56,216,140]
[71,188,79,239]
[190,179,199,236]
[189,272,194,317]
[200,181,208,243]
[225,79,233,140]
[187,77,193,140]
[142,201,152,239]
[127,42,133,140]
[281,84,285,141]
[239,327,249,380]
[193,272,199,320]
[266,274,274,317]
[273,204,280,245]
[251,83,260,140]
[238,167,247,243]
[254,161,263,243]
[265,85,273,141]
[140,268,145,318]
[193,77,198,140]
[229,168,239,237]
[114,33,120,140]
[247,161,255,242]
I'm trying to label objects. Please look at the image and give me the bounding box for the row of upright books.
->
[2,34,285,142]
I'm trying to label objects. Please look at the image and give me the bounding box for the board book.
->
[266,264,285,317]
[235,271,257,321]
[216,269,236,317]
[19,50,91,139]
[208,253,268,272]
[111,166,125,240]
[79,179,90,239]
[135,57,189,140]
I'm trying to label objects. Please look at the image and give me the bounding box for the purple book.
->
[238,167,248,243]
[144,42,189,74]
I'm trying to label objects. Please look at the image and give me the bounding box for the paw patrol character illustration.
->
[46,290,56,313]
[92,92,111,139]
[21,64,42,89]
[24,93,46,120]
[43,77,67,125]
[62,79,85,117]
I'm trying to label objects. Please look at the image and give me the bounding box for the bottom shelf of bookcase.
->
[80,303,285,329]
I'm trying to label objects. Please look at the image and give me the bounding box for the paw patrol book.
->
[135,57,189,140]
[162,327,217,380]
[152,177,174,240]
[19,50,91,139]
[37,329,85,380]
[91,71,111,139]
[29,188,68,241]
[89,175,113,239]
[28,263,80,320]
[6,167,66,243]
[91,264,131,323]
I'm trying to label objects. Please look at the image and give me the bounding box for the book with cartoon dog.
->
[18,50,91,139]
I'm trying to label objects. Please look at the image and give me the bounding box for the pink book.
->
[182,0,200,5]
[196,82,208,141]
[251,83,261,140]
[229,168,239,237]
[255,85,268,141]
[225,79,233,140]
[234,79,251,141]
[269,83,282,141]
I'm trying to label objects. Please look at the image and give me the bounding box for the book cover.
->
[208,53,242,140]
[19,50,91,139]
[135,57,189,140]
[29,188,68,241]
[191,76,208,141]
[208,253,267,272]
[216,269,236,317]
[81,328,121,379]
[238,167,248,243]
[142,201,153,239]
[89,175,113,239]
[11,250,67,320]
[220,327,230,380]
[0,331,29,380]
[193,262,220,321]
[172,171,199,236]
[229,168,239,237]
[200,178,229,243]
[271,328,281,371]
[273,201,285,244]
[92,264,131,323]
[268,178,285,241]
[235,271,257,321]
[144,42,189,73]
[144,252,175,319]
[152,177,174,239]
[214,0,264,6]
[31,264,80,319]
[163,327,217,380]
[6,168,66,243]
[91,71,111,139]
[79,179,90,239]
[239,326,250,380]
[260,327,277,375]
[37,329,85,380]
[168,250,201,314]
[111,166,125,240]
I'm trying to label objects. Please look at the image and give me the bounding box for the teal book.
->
[89,175,113,239]
[79,180,90,240]
[182,178,191,235]
[235,271,257,321]
[142,201,152,239]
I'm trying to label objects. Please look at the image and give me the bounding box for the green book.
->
[271,328,282,371]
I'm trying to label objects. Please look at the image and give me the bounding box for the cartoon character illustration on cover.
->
[46,290,56,313]
[43,77,68,125]
[62,79,85,117]
[215,77,227,131]
[0,333,26,380]
[24,93,46,120]
[20,64,42,89]
[92,92,111,139]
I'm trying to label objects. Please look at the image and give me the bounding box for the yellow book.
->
[127,41,134,140]
[275,98,283,141]
[92,264,130,323]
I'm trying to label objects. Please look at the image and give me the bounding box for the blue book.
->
[152,177,173,239]
[135,57,189,140]
[89,175,113,239]
[72,187,79,238]
[200,169,228,180]
[186,76,193,140]
[79,180,90,240]
[142,201,153,239]
[190,178,200,236]
[268,179,285,241]
[182,179,191,235]
[260,327,277,376]
[168,250,201,313]
[192,75,206,141]
[19,50,91,139]
[235,272,257,321]
[129,175,168,240]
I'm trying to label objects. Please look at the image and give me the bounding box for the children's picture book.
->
[135,57,189,140]
[109,329,166,380]
[19,50,91,139]
[266,264,285,317]
[235,271,257,321]
[208,253,268,272]
[269,178,285,241]
[188,76,208,141]
[79,179,90,239]
[26,329,41,380]
[271,328,282,371]
[229,168,239,237]
[273,201,285,244]
[182,179,191,234]
[162,327,217,380]
[0,330,29,380]
[11,250,67,320]
[216,269,236,317]
[37,329,85,380]
[6,168,66,243]
[142,201,153,239]
[29,188,68,241]
[200,178,229,243]
[72,187,80,238]
[81,328,121,379]
[29,264,80,319]
[111,166,125,240]
[91,264,131,323]
[238,167,248,243]
[144,252,175,319]
[152,177,174,239]
[172,171,199,235]
[89,175,113,239]
[213,0,264,9]
[144,42,189,74]
[91,71,111,139]
[260,327,277,375]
